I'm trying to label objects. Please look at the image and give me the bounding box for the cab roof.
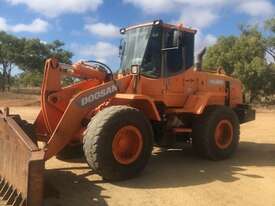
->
[122,20,197,34]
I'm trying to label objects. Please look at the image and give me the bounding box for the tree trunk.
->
[249,90,258,104]
[7,64,12,91]
[0,63,8,92]
[0,74,3,92]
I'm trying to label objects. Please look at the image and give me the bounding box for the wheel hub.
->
[214,120,233,149]
[112,125,143,165]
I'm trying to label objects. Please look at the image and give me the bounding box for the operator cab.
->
[119,20,196,78]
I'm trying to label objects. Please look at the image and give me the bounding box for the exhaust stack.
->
[196,47,207,71]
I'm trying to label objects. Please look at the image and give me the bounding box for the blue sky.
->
[0,0,274,71]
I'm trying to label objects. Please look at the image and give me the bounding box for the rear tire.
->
[83,106,153,181]
[192,106,240,160]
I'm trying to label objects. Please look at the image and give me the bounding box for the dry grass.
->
[0,92,40,107]
[10,87,41,95]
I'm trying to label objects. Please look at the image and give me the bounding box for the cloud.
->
[123,0,173,13]
[174,0,226,6]
[237,0,274,17]
[178,8,219,29]
[6,0,103,17]
[204,34,218,47]
[72,42,119,63]
[124,0,225,29]
[0,17,8,31]
[124,0,275,29]
[10,18,49,33]
[124,0,226,13]
[195,32,217,60]
[0,17,49,33]
[85,22,120,38]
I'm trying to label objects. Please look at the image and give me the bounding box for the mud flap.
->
[0,110,45,206]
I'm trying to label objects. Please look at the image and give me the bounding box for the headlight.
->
[131,65,140,74]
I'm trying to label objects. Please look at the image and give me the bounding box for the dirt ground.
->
[1,99,275,206]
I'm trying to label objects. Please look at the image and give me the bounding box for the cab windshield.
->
[120,25,162,78]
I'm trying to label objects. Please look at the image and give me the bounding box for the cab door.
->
[162,29,189,107]
[138,25,166,101]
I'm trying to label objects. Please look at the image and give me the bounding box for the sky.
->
[0,0,274,72]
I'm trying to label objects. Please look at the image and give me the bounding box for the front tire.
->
[83,106,153,181]
[192,106,240,160]
[56,144,83,160]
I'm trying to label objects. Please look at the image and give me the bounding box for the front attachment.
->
[0,109,45,206]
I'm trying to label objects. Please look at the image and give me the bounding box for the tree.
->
[16,39,73,73]
[17,71,43,87]
[16,39,73,88]
[264,18,275,62]
[203,19,275,103]
[203,36,238,75]
[0,32,23,91]
[0,31,73,90]
[47,40,72,64]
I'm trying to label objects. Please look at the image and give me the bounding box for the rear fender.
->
[183,93,216,114]
[166,92,226,115]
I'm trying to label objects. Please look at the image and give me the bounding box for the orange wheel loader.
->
[0,20,255,206]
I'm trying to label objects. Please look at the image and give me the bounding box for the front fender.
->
[111,94,161,121]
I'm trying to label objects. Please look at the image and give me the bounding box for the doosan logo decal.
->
[208,79,225,86]
[79,85,118,107]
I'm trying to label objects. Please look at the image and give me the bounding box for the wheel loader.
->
[0,20,255,206]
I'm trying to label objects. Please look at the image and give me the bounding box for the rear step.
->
[0,109,45,206]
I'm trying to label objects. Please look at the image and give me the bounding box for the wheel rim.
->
[214,120,233,149]
[112,125,143,165]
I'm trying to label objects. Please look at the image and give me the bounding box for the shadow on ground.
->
[44,167,109,206]
[43,141,275,205]
[116,141,275,188]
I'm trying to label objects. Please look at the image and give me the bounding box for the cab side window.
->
[164,29,184,76]
[141,27,162,78]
